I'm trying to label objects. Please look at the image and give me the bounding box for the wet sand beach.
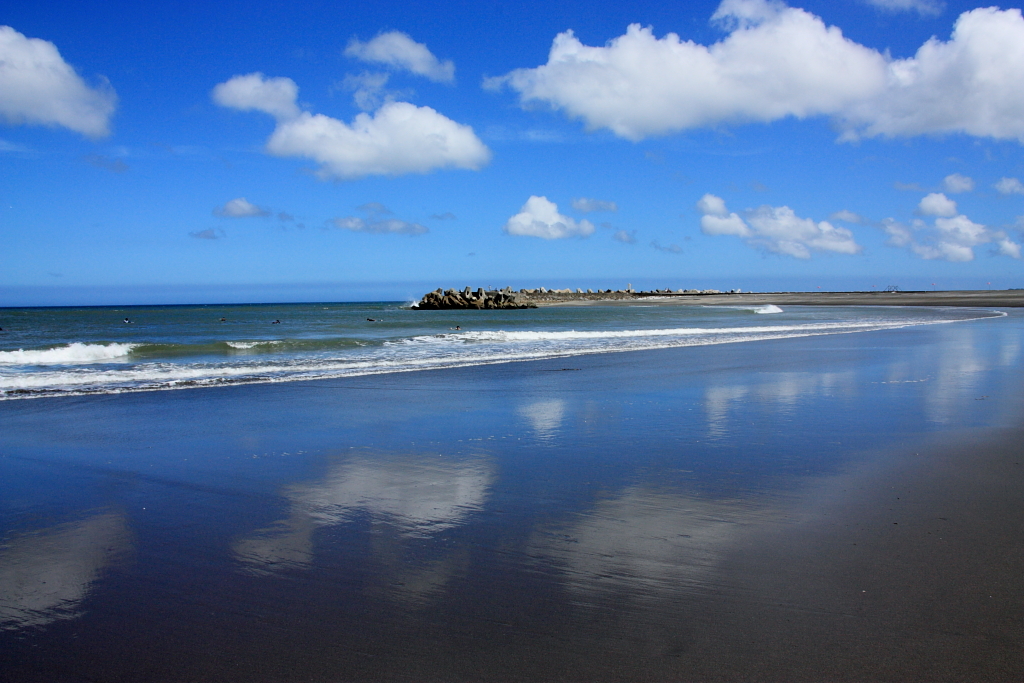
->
[2,310,1023,681]
[527,288,1024,308]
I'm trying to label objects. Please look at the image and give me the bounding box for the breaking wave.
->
[0,343,137,365]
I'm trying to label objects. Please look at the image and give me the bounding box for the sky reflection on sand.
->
[0,512,131,630]
[528,487,778,604]
[233,452,494,587]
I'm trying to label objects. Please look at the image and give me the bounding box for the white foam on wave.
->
[0,342,137,365]
[400,321,880,345]
[754,305,783,314]
[1,309,998,399]
[226,340,281,350]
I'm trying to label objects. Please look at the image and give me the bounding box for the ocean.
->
[0,301,1003,399]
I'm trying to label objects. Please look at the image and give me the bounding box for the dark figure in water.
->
[123,318,130,324]
[220,317,226,322]
[367,318,376,322]
[272,320,281,324]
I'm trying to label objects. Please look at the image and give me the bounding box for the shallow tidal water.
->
[1,309,1023,681]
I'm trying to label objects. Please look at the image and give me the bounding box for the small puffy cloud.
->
[211,73,300,121]
[571,197,618,213]
[214,74,490,180]
[357,202,391,215]
[430,211,457,220]
[504,196,595,239]
[917,192,957,217]
[995,177,1024,195]
[490,3,1024,144]
[612,229,637,243]
[942,173,974,193]
[697,193,750,236]
[84,154,128,173]
[345,31,455,83]
[0,25,117,137]
[863,0,944,17]
[214,197,270,218]
[651,240,682,253]
[331,202,426,235]
[894,181,926,192]
[881,213,1020,261]
[697,193,860,258]
[829,209,864,224]
[190,228,224,240]
[332,216,427,234]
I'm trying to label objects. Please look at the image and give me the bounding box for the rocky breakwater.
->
[412,287,537,310]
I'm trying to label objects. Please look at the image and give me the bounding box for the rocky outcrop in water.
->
[412,287,536,310]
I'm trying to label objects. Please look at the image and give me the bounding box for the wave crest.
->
[0,343,137,365]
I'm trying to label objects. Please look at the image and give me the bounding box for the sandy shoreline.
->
[2,314,1023,681]
[521,288,1024,308]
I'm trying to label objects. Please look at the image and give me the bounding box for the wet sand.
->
[2,312,1023,681]
[530,288,1024,308]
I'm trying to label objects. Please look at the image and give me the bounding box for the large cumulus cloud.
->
[489,1,1024,143]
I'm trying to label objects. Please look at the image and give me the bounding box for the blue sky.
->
[2,0,1024,305]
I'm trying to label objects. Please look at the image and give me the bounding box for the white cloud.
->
[340,71,394,111]
[213,73,490,180]
[571,197,618,213]
[489,1,886,141]
[697,193,860,258]
[697,193,751,236]
[331,216,427,235]
[504,196,595,239]
[267,104,490,179]
[331,202,427,235]
[345,31,455,83]
[917,192,957,217]
[612,229,637,243]
[995,177,1024,195]
[842,7,1024,141]
[214,197,270,217]
[0,25,117,137]
[829,209,864,224]
[190,228,225,240]
[881,213,1021,261]
[942,173,974,193]
[651,240,682,253]
[489,2,1024,144]
[863,0,944,17]
[211,73,300,121]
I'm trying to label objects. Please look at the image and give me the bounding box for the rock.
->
[412,287,536,310]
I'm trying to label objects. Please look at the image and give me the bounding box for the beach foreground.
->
[2,311,1023,681]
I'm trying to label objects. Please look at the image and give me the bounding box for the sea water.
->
[0,301,1003,399]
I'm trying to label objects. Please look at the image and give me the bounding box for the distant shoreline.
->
[519,289,1024,308]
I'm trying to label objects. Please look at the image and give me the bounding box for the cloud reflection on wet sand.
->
[233,452,494,602]
[0,512,131,630]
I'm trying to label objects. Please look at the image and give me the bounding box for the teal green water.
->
[0,301,1002,398]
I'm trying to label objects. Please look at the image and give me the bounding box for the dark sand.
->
[2,311,1023,681]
